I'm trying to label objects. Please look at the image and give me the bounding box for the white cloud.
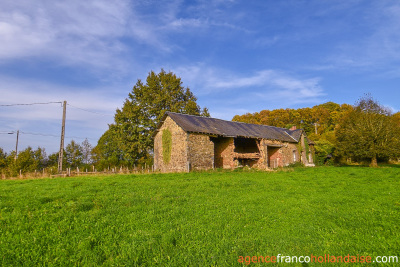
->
[174,64,324,101]
[0,0,137,73]
[168,18,204,29]
[0,0,252,75]
[172,63,326,121]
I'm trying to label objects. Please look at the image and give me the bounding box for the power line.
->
[21,131,97,141]
[67,103,114,117]
[0,130,97,141]
[0,101,104,152]
[0,102,114,117]
[20,131,59,138]
[0,101,63,107]
[64,136,98,141]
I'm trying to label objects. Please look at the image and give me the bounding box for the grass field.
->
[0,167,399,266]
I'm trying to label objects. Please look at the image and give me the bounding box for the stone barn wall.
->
[154,116,188,172]
[288,143,300,165]
[212,137,235,169]
[187,134,214,171]
[261,140,299,168]
[154,115,309,172]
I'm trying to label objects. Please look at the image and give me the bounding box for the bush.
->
[314,139,335,166]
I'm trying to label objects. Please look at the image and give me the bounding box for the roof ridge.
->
[284,130,299,142]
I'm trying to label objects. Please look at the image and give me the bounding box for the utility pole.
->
[58,101,67,173]
[14,130,19,161]
[314,122,320,135]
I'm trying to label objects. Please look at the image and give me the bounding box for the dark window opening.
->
[234,137,259,154]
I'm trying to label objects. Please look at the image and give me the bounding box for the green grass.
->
[0,167,399,266]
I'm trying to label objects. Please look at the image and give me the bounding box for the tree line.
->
[2,70,399,177]
[1,70,209,177]
[0,139,94,177]
[233,94,400,166]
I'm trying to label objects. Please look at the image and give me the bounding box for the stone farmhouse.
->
[153,112,314,173]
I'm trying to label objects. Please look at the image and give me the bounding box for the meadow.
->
[0,167,399,266]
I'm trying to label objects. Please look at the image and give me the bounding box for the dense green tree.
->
[92,125,125,169]
[0,148,7,171]
[32,147,47,170]
[16,147,34,173]
[97,69,209,165]
[65,140,83,168]
[9,147,47,174]
[314,139,335,165]
[47,152,59,168]
[335,95,400,166]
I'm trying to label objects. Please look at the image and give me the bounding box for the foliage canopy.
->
[95,69,209,166]
[335,94,400,166]
[233,97,400,166]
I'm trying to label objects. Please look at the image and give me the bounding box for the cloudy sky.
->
[1,0,400,153]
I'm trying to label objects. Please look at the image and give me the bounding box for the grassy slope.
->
[0,167,399,266]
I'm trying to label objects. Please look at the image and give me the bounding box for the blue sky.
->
[1,0,400,154]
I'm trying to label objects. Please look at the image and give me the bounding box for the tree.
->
[81,138,93,165]
[393,112,400,126]
[33,147,47,170]
[47,152,59,169]
[101,69,209,165]
[65,140,83,168]
[12,147,45,174]
[92,125,125,169]
[0,148,7,171]
[335,94,400,166]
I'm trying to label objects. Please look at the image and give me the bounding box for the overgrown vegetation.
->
[233,96,400,166]
[162,129,172,164]
[336,94,400,166]
[1,167,399,265]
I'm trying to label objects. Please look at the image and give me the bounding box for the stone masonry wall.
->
[214,137,235,169]
[254,139,266,169]
[155,116,306,172]
[187,134,214,171]
[154,116,188,172]
[261,140,300,168]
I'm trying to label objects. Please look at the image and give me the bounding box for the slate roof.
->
[159,112,304,143]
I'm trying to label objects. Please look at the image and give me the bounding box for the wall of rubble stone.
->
[187,134,214,170]
[260,139,300,168]
[213,137,236,169]
[154,115,310,172]
[154,116,188,172]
